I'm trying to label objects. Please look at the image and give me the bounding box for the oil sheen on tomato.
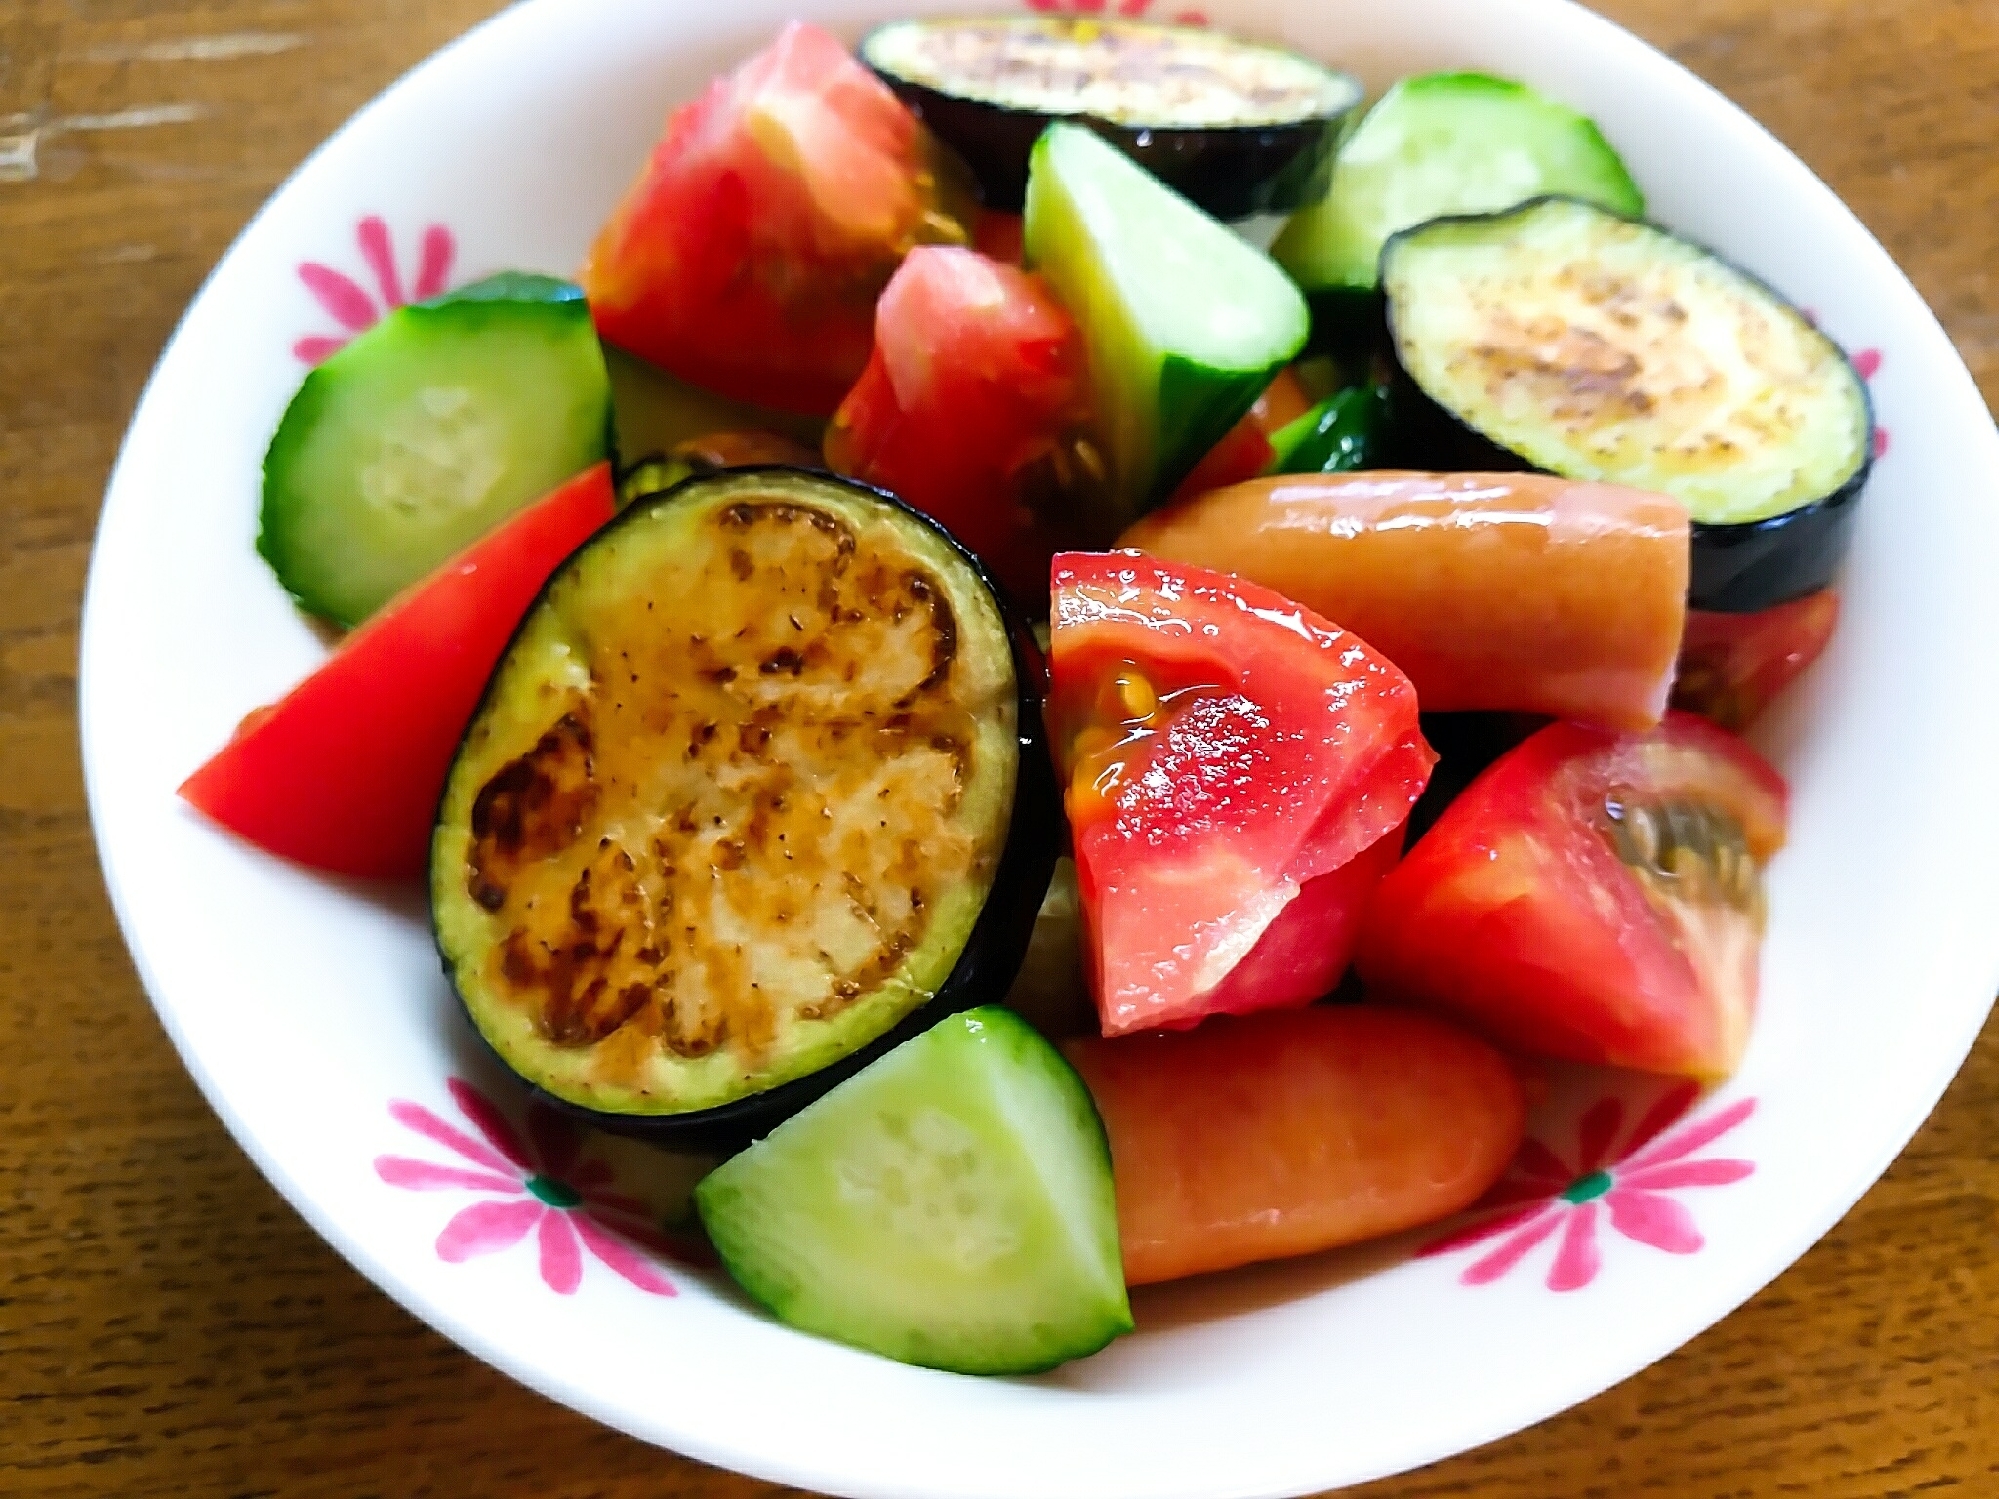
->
[1047,552,1434,1035]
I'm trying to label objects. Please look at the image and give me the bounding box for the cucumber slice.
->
[1272,72,1644,296]
[1023,121,1309,529]
[260,272,612,627]
[695,1005,1131,1375]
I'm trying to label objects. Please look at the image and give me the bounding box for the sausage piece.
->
[1120,471,1689,729]
[1065,1006,1525,1286]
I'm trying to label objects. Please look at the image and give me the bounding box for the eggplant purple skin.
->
[878,76,1350,220]
[432,467,1064,1157]
[1379,205,1877,614]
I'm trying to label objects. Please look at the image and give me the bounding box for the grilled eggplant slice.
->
[1382,197,1874,611]
[431,468,1058,1150]
[862,16,1359,219]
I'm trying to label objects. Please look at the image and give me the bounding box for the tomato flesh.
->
[179,464,617,882]
[1048,552,1434,1035]
[581,22,967,415]
[1357,711,1789,1079]
[824,247,1090,607]
[1066,1006,1526,1285]
[1673,590,1840,731]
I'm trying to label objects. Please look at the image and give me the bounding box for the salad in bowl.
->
[79,0,1999,1495]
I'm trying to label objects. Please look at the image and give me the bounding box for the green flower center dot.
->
[1562,1170,1614,1204]
[526,1175,582,1209]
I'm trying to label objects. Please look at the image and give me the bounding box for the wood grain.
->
[2,1,1994,1495]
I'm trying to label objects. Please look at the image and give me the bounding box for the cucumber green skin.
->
[259,272,613,627]
[1268,382,1392,474]
[1273,71,1645,296]
[429,469,1063,1157]
[695,1006,1132,1376]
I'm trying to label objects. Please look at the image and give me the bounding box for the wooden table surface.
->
[4,1,1996,1495]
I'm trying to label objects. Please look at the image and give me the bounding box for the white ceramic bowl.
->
[80,1,1999,1495]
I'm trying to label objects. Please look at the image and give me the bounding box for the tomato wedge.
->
[1357,712,1789,1079]
[581,22,969,415]
[1673,590,1840,730]
[179,463,617,882]
[823,246,1090,607]
[1048,552,1435,1035]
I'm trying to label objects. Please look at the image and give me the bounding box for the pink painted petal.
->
[1618,1157,1754,1192]
[573,1214,678,1296]
[1026,0,1060,9]
[1851,348,1882,381]
[1547,1201,1602,1291]
[1420,1202,1556,1259]
[1115,0,1151,14]
[569,1158,615,1189]
[1605,1186,1704,1254]
[526,1103,584,1180]
[374,1156,526,1195]
[1512,1136,1575,1186]
[1172,6,1209,19]
[356,215,406,308]
[292,334,348,364]
[1071,0,1108,10]
[413,224,456,301]
[1625,1096,1756,1172]
[437,1199,543,1262]
[1575,1097,1623,1173]
[298,262,379,331]
[447,1078,535,1171]
[1621,1080,1702,1162]
[538,1209,583,1294]
[389,1100,523,1177]
[1874,428,1892,458]
[1462,1207,1564,1285]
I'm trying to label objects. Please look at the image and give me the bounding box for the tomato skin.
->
[824,246,1089,607]
[1357,712,1789,1079]
[1066,1006,1526,1285]
[1673,590,1839,730]
[1049,552,1434,1035]
[179,464,617,882]
[581,22,965,415]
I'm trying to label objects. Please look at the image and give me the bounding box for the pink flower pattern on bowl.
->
[1419,1081,1756,1293]
[294,216,457,365]
[375,1077,703,1296]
